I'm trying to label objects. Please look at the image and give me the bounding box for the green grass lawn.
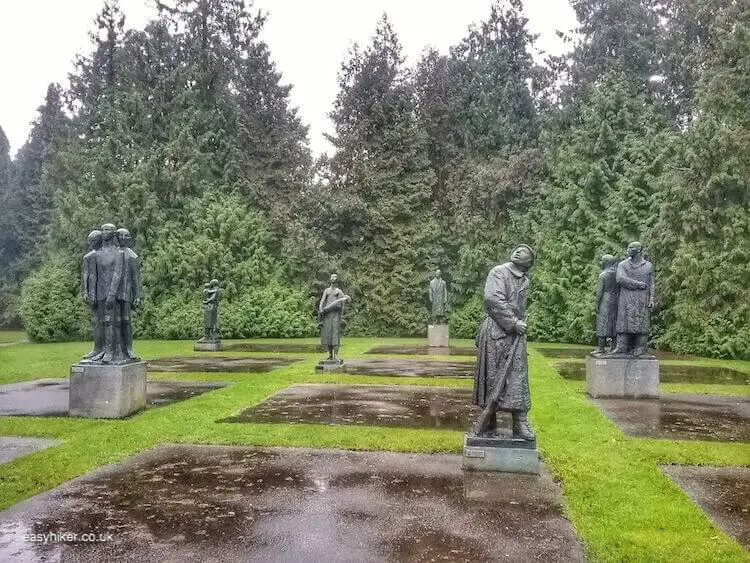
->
[0,330,26,344]
[0,336,747,561]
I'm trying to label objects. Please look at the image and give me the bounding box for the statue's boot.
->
[632,334,648,357]
[83,347,101,360]
[512,411,535,441]
[101,320,114,363]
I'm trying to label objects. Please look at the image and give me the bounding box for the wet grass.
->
[0,337,746,560]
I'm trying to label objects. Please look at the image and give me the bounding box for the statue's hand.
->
[637,281,647,290]
[133,298,141,309]
[515,320,527,335]
[105,295,115,308]
[648,300,654,309]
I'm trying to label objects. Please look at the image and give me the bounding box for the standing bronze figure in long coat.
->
[610,241,654,357]
[429,269,448,324]
[594,254,619,355]
[318,273,349,362]
[116,228,141,360]
[82,230,103,360]
[472,244,535,440]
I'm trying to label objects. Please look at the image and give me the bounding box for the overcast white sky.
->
[0,0,577,158]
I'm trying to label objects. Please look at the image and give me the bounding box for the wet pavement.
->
[591,393,749,442]
[224,342,325,353]
[146,355,301,373]
[0,437,59,464]
[0,445,584,562]
[365,345,476,356]
[0,379,228,417]
[343,358,475,378]
[221,384,488,430]
[554,360,749,385]
[660,465,750,549]
[536,347,702,361]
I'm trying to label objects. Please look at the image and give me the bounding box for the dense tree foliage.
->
[4,0,748,357]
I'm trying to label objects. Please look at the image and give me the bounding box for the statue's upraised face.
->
[435,269,441,278]
[330,273,338,286]
[101,223,117,241]
[627,242,642,258]
[510,245,534,272]
[116,228,131,247]
[210,279,219,287]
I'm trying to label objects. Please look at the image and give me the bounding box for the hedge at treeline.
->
[2,1,748,358]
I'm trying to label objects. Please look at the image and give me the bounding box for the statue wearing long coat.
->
[615,258,654,334]
[595,268,618,338]
[429,277,447,318]
[473,262,530,411]
[318,286,346,347]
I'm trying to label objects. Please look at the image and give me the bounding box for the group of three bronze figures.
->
[78,225,654,444]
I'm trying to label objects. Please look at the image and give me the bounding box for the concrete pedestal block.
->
[194,340,223,352]
[69,361,147,419]
[462,435,539,474]
[586,355,659,398]
[427,346,451,356]
[428,324,449,348]
[315,360,345,372]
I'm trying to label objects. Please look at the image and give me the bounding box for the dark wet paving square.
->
[0,445,585,562]
[661,465,750,549]
[224,342,325,353]
[146,355,301,373]
[591,393,749,442]
[554,360,749,385]
[0,379,228,417]
[343,358,475,378]
[365,345,476,356]
[221,384,483,430]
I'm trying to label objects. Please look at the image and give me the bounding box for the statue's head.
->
[330,273,339,286]
[600,253,616,269]
[435,269,441,278]
[101,223,117,241]
[204,282,211,289]
[626,241,642,259]
[510,244,535,272]
[210,278,219,287]
[116,228,131,248]
[87,229,102,249]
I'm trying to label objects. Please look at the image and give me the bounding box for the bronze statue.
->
[199,279,220,341]
[317,273,349,363]
[429,269,448,324]
[116,228,141,360]
[472,244,535,440]
[82,230,103,359]
[593,254,619,355]
[609,241,654,357]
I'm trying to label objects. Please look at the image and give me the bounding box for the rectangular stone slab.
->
[586,356,659,398]
[591,393,749,442]
[193,340,223,351]
[427,324,450,347]
[0,445,585,562]
[69,361,147,419]
[220,384,488,430]
[463,435,540,474]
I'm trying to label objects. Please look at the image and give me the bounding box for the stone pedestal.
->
[69,361,147,419]
[462,435,539,474]
[586,355,659,398]
[427,346,450,356]
[428,324,449,348]
[315,359,344,373]
[194,340,223,352]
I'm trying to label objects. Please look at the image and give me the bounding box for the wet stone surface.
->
[0,379,227,417]
[146,355,301,373]
[555,360,749,385]
[221,384,487,430]
[0,437,59,464]
[365,345,476,356]
[0,445,585,562]
[660,465,750,549]
[344,358,475,378]
[591,393,749,442]
[536,346,702,361]
[224,342,325,353]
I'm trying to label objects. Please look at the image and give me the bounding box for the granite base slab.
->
[69,361,147,419]
[463,435,539,474]
[194,340,223,352]
[427,324,449,348]
[586,355,659,398]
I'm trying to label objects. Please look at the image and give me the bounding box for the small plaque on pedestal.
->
[194,339,223,352]
[315,359,345,372]
[69,361,147,419]
[586,355,659,398]
[463,434,539,474]
[427,324,449,348]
